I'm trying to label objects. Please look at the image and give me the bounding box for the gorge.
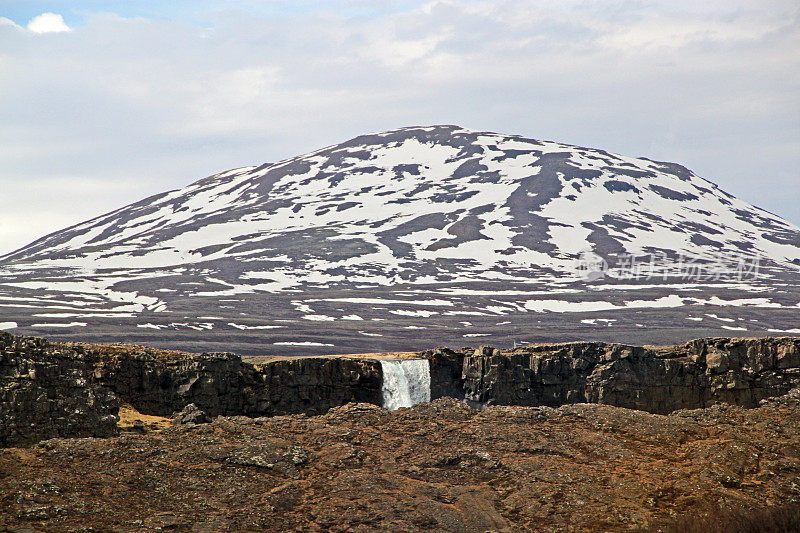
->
[2,331,799,446]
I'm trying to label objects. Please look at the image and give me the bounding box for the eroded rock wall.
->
[86,347,383,418]
[1,334,382,446]
[425,347,467,401]
[253,357,382,417]
[3,331,800,447]
[461,338,800,414]
[0,333,119,447]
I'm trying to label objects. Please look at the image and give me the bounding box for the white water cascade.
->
[380,359,431,410]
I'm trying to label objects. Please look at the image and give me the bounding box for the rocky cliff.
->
[0,333,119,447]
[2,332,800,447]
[1,333,381,446]
[88,347,381,417]
[459,337,800,414]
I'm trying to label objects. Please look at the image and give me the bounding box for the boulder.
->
[172,403,210,424]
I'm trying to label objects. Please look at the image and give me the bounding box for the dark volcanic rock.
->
[3,332,800,447]
[254,357,382,417]
[425,347,467,401]
[83,344,382,418]
[461,337,800,414]
[86,345,383,418]
[1,333,383,446]
[89,348,261,417]
[0,333,119,447]
[171,403,210,424]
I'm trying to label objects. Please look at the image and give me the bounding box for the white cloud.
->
[27,13,71,34]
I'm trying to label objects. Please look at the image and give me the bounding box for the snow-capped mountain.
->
[1,125,799,355]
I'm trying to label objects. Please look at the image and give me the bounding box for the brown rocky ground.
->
[2,390,800,532]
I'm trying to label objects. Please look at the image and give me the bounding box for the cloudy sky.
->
[1,0,798,255]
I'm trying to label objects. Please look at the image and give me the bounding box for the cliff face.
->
[459,337,800,414]
[88,348,381,417]
[0,334,119,447]
[0,333,381,446]
[2,331,800,447]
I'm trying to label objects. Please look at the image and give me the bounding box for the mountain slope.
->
[1,125,799,354]
[4,125,799,279]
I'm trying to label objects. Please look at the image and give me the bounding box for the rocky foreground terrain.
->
[1,394,799,532]
[2,332,800,531]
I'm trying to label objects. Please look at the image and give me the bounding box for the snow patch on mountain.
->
[3,126,798,299]
[0,125,798,351]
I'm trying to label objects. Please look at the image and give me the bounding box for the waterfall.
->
[380,359,431,410]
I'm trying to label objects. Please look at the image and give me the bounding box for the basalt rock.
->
[0,333,119,447]
[85,344,382,418]
[1,333,382,446]
[253,357,382,417]
[461,337,800,414]
[2,331,800,447]
[88,348,261,417]
[425,347,468,401]
[172,403,210,424]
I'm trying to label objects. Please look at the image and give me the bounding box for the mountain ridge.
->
[5,125,796,261]
[1,124,798,355]
[3,125,798,272]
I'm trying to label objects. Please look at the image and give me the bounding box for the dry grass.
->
[658,503,800,533]
[117,404,172,432]
[60,338,426,363]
